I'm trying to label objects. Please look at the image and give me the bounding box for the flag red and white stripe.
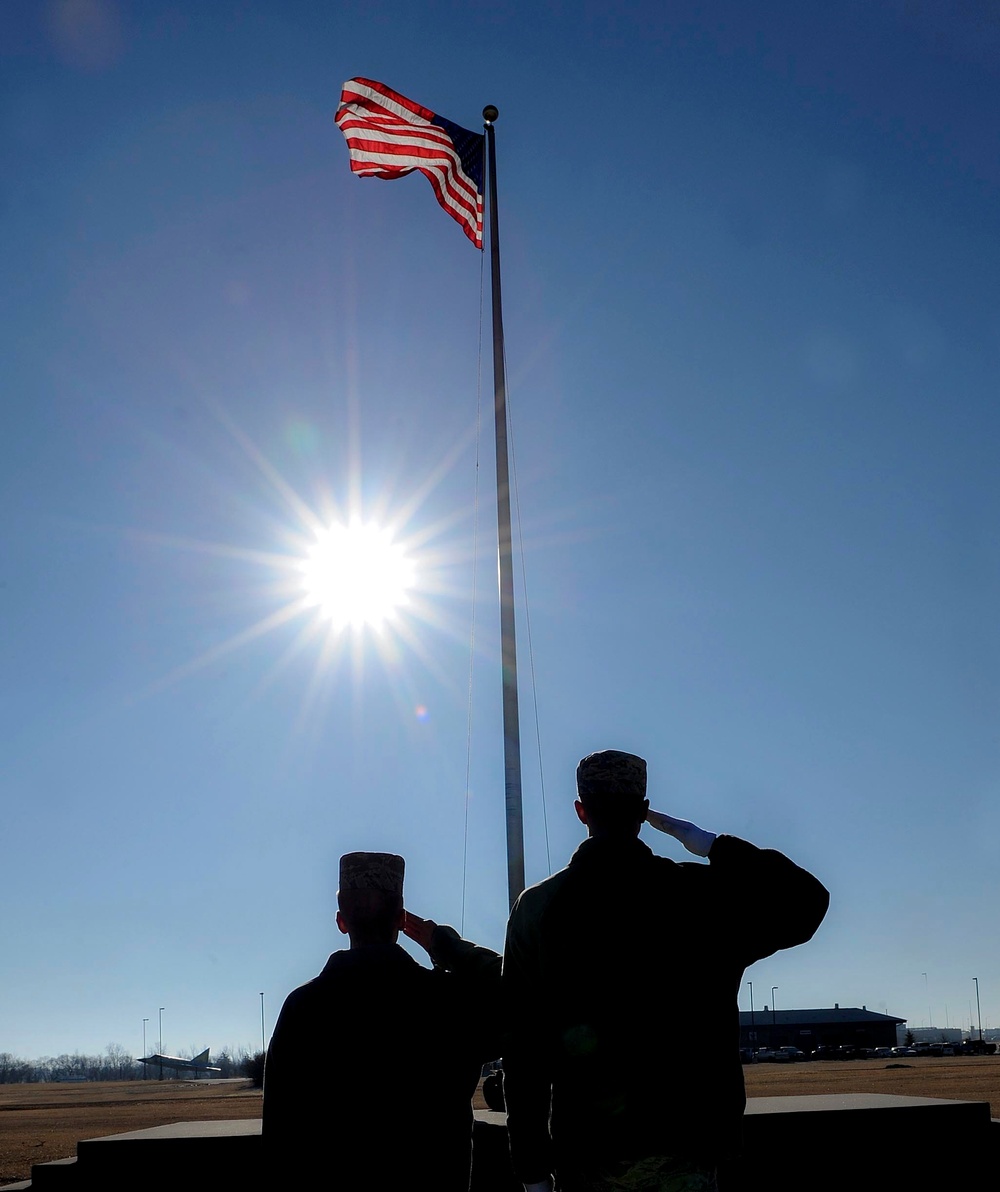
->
[335,77,484,249]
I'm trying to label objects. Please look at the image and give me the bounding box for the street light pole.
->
[747,981,755,1052]
[158,1007,164,1081]
[973,977,983,1042]
[771,986,779,1048]
[142,1019,148,1080]
[260,992,266,1056]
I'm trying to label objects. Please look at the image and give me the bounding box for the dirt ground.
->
[1,1058,998,1186]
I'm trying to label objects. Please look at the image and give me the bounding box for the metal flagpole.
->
[483,105,525,910]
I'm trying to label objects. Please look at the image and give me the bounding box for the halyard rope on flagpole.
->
[505,383,552,876]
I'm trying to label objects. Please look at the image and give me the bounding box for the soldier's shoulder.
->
[510,863,574,919]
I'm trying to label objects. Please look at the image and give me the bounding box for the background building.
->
[740,1005,905,1052]
[905,1026,963,1045]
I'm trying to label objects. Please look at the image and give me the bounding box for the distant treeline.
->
[0,1044,261,1084]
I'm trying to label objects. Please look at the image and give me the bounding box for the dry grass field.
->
[0,1059,997,1186]
[743,1054,1000,1116]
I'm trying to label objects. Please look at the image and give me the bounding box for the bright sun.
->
[300,521,416,630]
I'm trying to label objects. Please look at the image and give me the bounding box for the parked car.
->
[913,1043,944,1057]
[959,1039,997,1055]
[778,1046,805,1061]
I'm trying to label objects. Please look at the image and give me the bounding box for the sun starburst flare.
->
[300,521,416,630]
[122,403,495,731]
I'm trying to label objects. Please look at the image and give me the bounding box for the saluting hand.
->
[402,910,437,952]
[645,809,716,857]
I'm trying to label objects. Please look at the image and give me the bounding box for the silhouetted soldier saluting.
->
[503,751,829,1192]
[264,852,501,1189]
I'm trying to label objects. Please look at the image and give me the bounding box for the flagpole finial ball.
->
[483,105,499,123]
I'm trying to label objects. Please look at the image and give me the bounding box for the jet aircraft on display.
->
[137,1047,222,1077]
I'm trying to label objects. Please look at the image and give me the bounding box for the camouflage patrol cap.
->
[339,852,405,896]
[576,750,647,804]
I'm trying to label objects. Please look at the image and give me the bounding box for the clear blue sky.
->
[3,1,998,1060]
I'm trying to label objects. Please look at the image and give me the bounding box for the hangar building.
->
[739,1004,905,1052]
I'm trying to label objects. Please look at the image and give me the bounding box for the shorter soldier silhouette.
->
[265,852,501,1189]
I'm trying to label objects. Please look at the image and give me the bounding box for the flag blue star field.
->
[335,78,485,249]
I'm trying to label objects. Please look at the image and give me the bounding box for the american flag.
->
[335,78,484,249]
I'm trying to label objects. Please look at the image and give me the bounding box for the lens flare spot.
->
[285,419,319,455]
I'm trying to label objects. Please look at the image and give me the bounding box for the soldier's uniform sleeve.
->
[502,891,555,1185]
[428,924,503,1061]
[707,834,829,967]
[429,924,502,981]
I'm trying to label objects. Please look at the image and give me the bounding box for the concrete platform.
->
[9,1095,999,1190]
[746,1090,990,1116]
[23,1121,262,1191]
[731,1093,998,1190]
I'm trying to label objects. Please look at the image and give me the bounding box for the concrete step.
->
[26,1157,76,1188]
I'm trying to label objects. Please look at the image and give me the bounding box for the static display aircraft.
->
[137,1047,222,1076]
